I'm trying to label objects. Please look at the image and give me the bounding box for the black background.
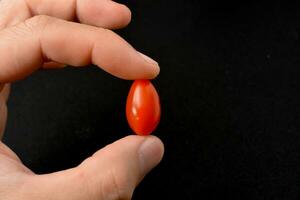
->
[3,1,300,199]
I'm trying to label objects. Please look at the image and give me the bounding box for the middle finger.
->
[25,0,132,29]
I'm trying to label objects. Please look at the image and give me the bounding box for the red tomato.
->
[126,80,161,136]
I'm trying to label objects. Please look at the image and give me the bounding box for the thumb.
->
[26,136,164,200]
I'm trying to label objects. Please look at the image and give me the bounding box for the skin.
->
[0,0,164,199]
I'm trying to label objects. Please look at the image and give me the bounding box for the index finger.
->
[25,0,131,29]
[0,16,160,82]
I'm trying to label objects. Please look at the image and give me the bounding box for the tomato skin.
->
[126,80,161,136]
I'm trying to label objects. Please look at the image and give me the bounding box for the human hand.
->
[0,0,164,199]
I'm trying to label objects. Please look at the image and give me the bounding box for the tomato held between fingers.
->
[126,80,161,136]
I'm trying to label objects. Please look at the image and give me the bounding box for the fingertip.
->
[106,135,164,177]
[138,52,160,80]
[154,63,161,77]
[147,136,165,162]
[148,61,160,79]
[94,1,132,29]
[113,4,132,29]
[138,136,165,174]
[77,0,132,29]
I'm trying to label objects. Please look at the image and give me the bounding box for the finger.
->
[1,84,10,102]
[25,0,131,29]
[0,0,31,29]
[0,84,9,140]
[0,15,160,82]
[0,142,33,177]
[0,142,21,162]
[27,136,164,200]
[79,136,164,197]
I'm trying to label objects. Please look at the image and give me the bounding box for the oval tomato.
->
[126,80,161,136]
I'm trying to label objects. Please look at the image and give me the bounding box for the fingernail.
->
[138,136,164,174]
[138,52,160,77]
[138,52,158,65]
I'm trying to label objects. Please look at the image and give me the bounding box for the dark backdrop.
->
[3,1,300,199]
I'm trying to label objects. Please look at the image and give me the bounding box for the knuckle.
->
[97,27,123,46]
[105,168,133,200]
[73,167,98,200]
[0,16,54,40]
[76,159,133,200]
[23,15,54,34]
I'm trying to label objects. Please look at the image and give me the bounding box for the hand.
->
[0,0,164,199]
